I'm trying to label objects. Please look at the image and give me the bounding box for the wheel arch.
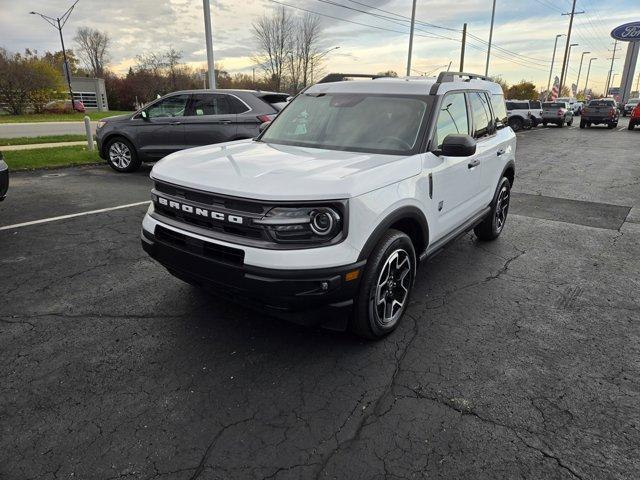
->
[100,132,137,158]
[358,206,429,262]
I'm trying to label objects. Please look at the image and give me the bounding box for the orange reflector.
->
[345,269,360,282]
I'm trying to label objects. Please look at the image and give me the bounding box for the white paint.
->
[0,201,150,231]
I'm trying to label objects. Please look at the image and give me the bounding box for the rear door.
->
[136,94,189,159]
[430,91,483,237]
[182,93,238,148]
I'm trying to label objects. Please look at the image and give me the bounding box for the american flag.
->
[551,76,560,101]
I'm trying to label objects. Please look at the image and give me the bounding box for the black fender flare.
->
[491,160,515,206]
[357,206,430,262]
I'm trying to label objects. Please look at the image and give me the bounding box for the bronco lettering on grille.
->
[154,195,244,224]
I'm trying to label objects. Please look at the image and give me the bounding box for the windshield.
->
[260,93,429,155]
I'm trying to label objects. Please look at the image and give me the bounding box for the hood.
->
[102,114,133,123]
[151,140,421,201]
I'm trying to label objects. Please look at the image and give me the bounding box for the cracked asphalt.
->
[1,119,639,479]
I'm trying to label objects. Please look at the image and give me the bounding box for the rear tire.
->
[567,119,573,127]
[105,137,141,173]
[509,117,524,132]
[474,177,511,242]
[580,120,586,129]
[608,123,615,129]
[558,121,564,128]
[542,121,547,127]
[629,120,636,130]
[350,229,416,340]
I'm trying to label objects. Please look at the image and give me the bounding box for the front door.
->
[136,94,189,159]
[430,91,483,238]
[182,93,238,148]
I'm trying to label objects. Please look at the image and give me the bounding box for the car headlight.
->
[96,121,106,130]
[255,205,344,244]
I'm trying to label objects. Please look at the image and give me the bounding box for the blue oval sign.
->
[611,22,640,42]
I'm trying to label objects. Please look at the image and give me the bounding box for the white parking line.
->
[0,201,151,231]
[618,127,626,131]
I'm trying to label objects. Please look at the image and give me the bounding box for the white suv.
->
[141,72,516,339]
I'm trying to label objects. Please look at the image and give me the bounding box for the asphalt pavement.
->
[1,119,639,479]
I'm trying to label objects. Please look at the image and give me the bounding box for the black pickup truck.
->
[0,152,8,201]
[580,99,619,129]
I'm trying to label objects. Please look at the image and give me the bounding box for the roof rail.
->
[317,73,389,84]
[429,71,490,95]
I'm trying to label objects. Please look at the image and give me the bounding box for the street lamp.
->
[546,34,566,100]
[562,43,579,91]
[30,0,80,111]
[583,57,597,98]
[310,46,340,84]
[575,51,590,95]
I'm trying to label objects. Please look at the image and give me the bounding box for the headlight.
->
[255,205,344,244]
[96,120,106,130]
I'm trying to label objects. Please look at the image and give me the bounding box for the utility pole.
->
[460,23,467,71]
[30,0,80,111]
[562,43,578,92]
[406,0,417,76]
[605,40,619,95]
[203,0,216,89]
[575,51,590,96]
[558,0,584,95]
[485,0,497,76]
[546,34,565,100]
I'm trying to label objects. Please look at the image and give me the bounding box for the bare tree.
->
[252,6,293,91]
[297,14,322,89]
[74,27,110,77]
[135,52,168,75]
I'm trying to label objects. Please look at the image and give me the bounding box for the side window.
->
[146,95,189,118]
[530,100,541,109]
[434,92,469,149]
[469,92,493,139]
[505,101,516,111]
[227,95,250,114]
[491,94,508,126]
[189,94,232,116]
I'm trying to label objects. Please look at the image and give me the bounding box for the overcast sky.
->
[1,0,639,92]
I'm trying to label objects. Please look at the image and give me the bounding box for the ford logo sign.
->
[611,22,640,42]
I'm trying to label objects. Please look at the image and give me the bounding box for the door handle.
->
[497,149,505,156]
[468,159,480,169]
[171,121,181,125]
[218,120,232,124]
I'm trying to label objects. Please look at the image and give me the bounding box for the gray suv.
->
[96,89,289,172]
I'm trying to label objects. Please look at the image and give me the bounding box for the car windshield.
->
[260,93,429,155]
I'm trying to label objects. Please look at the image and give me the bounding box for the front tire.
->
[474,177,511,241]
[509,117,524,132]
[106,137,141,173]
[351,230,416,340]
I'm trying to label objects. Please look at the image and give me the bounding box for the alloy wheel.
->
[495,185,510,231]
[372,249,412,327]
[109,142,131,169]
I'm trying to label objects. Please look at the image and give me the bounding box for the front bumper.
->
[141,225,365,329]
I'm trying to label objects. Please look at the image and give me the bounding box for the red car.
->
[628,104,640,130]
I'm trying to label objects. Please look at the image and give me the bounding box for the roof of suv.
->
[307,73,504,96]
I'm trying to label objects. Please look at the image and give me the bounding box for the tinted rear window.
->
[588,100,615,107]
[543,102,564,108]
[506,102,529,110]
[256,93,290,106]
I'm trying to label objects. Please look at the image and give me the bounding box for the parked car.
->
[141,72,516,339]
[622,98,640,116]
[0,152,8,201]
[580,99,619,129]
[557,97,582,115]
[44,99,86,113]
[628,103,640,130]
[506,100,534,130]
[541,101,574,127]
[96,89,290,172]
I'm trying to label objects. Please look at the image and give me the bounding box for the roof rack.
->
[429,71,490,95]
[317,73,390,84]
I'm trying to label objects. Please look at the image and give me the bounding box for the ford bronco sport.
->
[141,72,516,339]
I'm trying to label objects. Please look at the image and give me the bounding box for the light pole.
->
[202,0,216,89]
[30,0,80,111]
[310,47,340,84]
[583,57,597,98]
[546,34,565,100]
[562,43,579,92]
[406,0,417,76]
[575,51,590,95]
[485,0,497,76]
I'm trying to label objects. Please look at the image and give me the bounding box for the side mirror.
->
[259,121,271,133]
[441,134,477,157]
[141,110,149,121]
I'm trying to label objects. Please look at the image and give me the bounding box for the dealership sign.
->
[611,22,640,41]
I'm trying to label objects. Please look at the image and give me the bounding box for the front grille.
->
[155,181,266,214]
[155,225,245,265]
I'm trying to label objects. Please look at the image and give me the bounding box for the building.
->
[70,77,109,111]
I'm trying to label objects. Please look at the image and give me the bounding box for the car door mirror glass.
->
[441,134,477,157]
[141,110,149,121]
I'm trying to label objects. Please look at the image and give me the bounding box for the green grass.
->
[2,145,101,170]
[0,111,133,123]
[0,134,88,146]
